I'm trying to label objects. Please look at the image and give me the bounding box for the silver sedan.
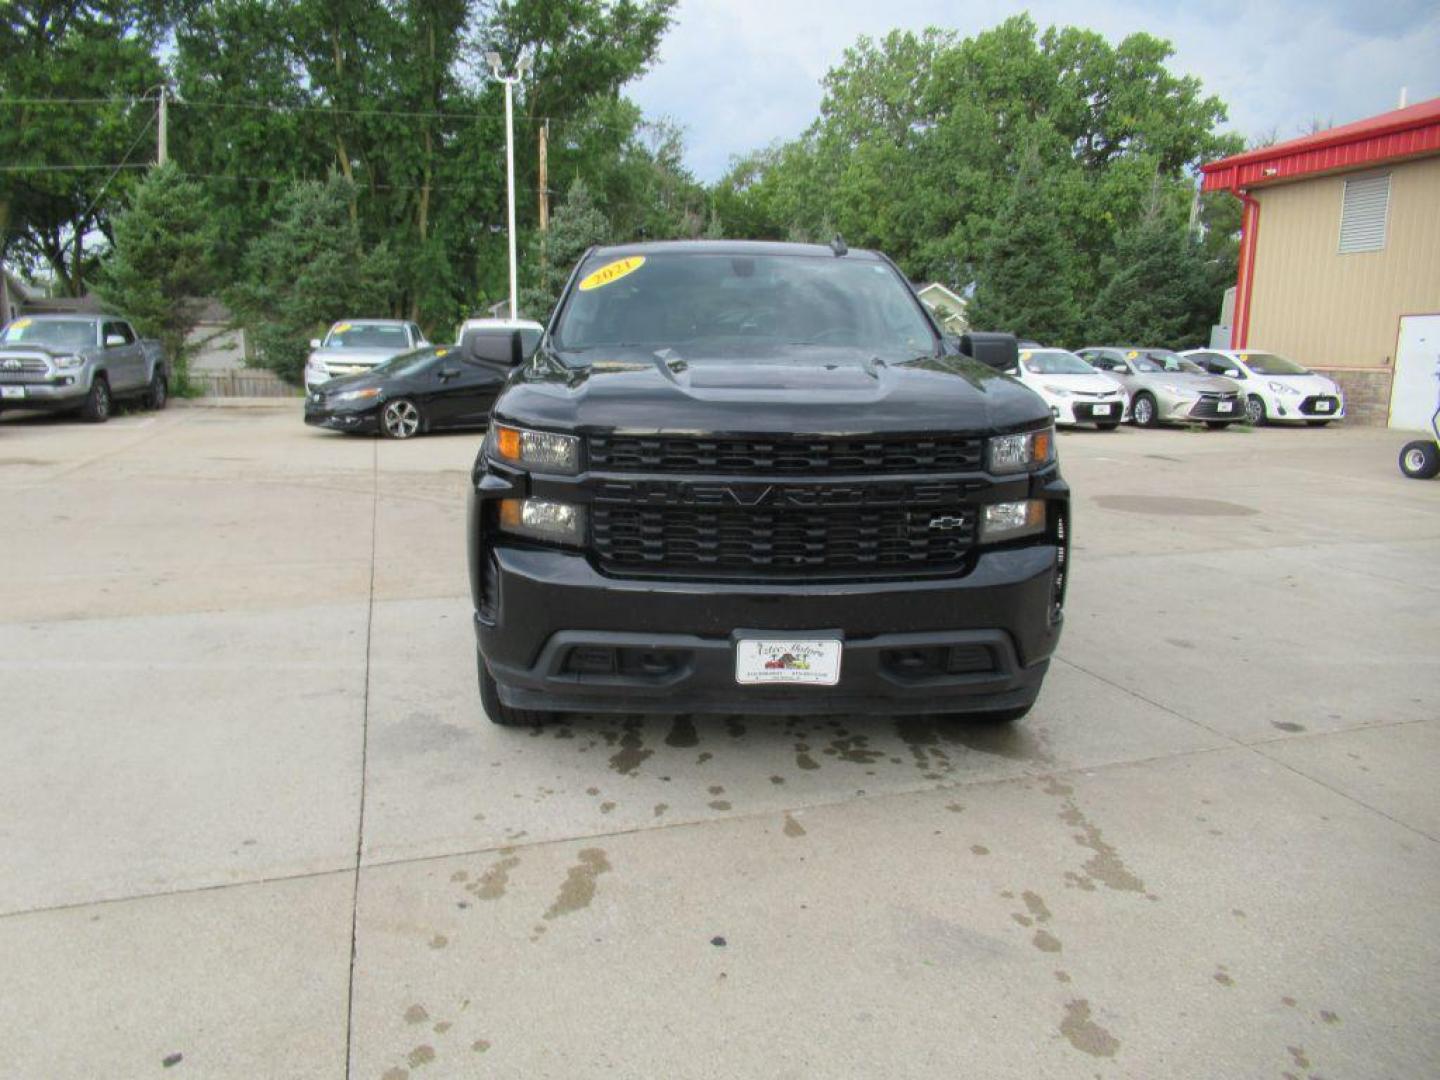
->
[1077,347,1245,428]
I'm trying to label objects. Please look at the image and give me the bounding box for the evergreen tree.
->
[518,179,611,323]
[95,163,218,394]
[965,161,1080,345]
[227,176,397,383]
[1086,209,1217,347]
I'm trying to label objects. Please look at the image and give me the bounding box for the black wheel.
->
[1205,421,1229,430]
[1131,392,1158,428]
[80,376,111,423]
[1244,395,1267,426]
[1306,420,1330,428]
[477,653,554,726]
[1096,421,1120,431]
[144,370,168,410]
[1399,440,1440,479]
[380,397,422,439]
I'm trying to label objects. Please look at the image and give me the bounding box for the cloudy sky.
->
[628,0,1440,182]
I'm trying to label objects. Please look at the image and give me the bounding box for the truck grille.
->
[591,503,975,578]
[588,435,983,475]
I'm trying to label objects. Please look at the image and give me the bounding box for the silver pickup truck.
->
[0,314,169,422]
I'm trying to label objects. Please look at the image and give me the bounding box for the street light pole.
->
[486,51,533,322]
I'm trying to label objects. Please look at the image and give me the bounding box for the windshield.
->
[325,323,409,350]
[553,252,937,359]
[1021,349,1095,375]
[1240,352,1309,376]
[1132,351,1205,374]
[1,318,96,349]
[370,346,445,378]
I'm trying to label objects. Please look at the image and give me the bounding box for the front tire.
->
[1131,392,1158,428]
[144,370,168,410]
[380,397,422,439]
[478,655,555,726]
[1399,440,1440,479]
[80,376,111,423]
[1245,395,1267,426]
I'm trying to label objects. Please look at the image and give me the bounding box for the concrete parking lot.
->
[1,402,1437,1078]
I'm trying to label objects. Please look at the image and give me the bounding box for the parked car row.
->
[1006,343,1344,432]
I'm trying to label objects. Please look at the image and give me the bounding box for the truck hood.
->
[310,347,406,367]
[493,346,1051,437]
[0,344,69,360]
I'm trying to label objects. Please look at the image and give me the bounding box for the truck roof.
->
[14,313,105,322]
[585,239,885,262]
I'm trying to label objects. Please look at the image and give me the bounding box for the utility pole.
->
[538,119,550,233]
[157,84,168,166]
[485,51,532,321]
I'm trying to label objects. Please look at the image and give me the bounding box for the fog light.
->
[982,500,1046,542]
[498,497,585,546]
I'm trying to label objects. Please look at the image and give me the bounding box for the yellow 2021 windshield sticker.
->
[579,256,645,291]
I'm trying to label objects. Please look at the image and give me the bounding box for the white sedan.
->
[1008,347,1128,429]
[1182,349,1345,426]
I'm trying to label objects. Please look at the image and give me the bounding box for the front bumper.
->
[303,401,380,433]
[1051,398,1125,425]
[1267,393,1345,422]
[475,541,1064,716]
[0,377,90,409]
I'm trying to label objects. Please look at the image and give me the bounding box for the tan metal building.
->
[1201,98,1440,426]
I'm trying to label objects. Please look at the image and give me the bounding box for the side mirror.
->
[105,334,126,347]
[464,329,524,367]
[1225,369,1241,378]
[959,331,1019,373]
[309,339,322,349]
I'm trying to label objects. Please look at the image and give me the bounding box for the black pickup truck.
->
[466,241,1068,725]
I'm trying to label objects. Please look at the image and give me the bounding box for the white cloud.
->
[628,0,1440,181]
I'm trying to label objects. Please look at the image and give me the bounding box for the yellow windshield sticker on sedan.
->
[12,318,32,329]
[435,347,448,356]
[1020,350,1032,361]
[1126,349,1139,359]
[579,256,645,291]
[334,322,352,333]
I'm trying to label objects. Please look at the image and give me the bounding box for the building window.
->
[1338,174,1390,253]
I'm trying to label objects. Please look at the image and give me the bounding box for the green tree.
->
[1086,205,1219,348]
[519,177,610,322]
[227,175,396,382]
[0,2,166,291]
[965,157,1080,345]
[94,163,218,392]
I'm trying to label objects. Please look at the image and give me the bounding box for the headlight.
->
[491,424,581,474]
[987,427,1054,474]
[54,354,83,369]
[1268,381,1299,395]
[333,388,380,402]
[498,497,585,546]
[981,500,1046,542]
[1042,384,1073,398]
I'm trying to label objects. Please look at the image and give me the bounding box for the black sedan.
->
[304,344,511,439]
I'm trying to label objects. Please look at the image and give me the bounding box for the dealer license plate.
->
[1316,401,1331,411]
[1217,401,1233,413]
[0,386,25,399]
[1092,403,1112,415]
[736,639,842,686]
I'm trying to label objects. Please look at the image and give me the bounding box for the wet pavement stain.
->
[381,1069,408,1080]
[1022,891,1052,922]
[697,751,713,764]
[161,1053,183,1069]
[1213,966,1234,987]
[709,800,732,811]
[708,785,725,796]
[783,813,807,838]
[428,934,448,950]
[407,1045,436,1068]
[433,1021,451,1035]
[770,775,786,785]
[404,1004,429,1024]
[665,716,698,748]
[1288,1045,1311,1070]
[470,855,520,901]
[544,849,611,920]
[1046,779,1146,894]
[970,844,990,856]
[653,803,669,818]
[828,733,885,765]
[1032,929,1062,952]
[471,1040,491,1053]
[600,801,616,814]
[795,746,820,770]
[608,723,652,775]
[1059,999,1120,1058]
[1272,721,1306,732]
[725,717,747,738]
[1094,494,1257,517]
[1054,970,1072,984]
[1320,1010,1340,1025]
[945,802,965,813]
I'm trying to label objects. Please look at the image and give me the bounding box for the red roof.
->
[1201,96,1440,192]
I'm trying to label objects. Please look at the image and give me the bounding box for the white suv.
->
[1182,349,1344,426]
